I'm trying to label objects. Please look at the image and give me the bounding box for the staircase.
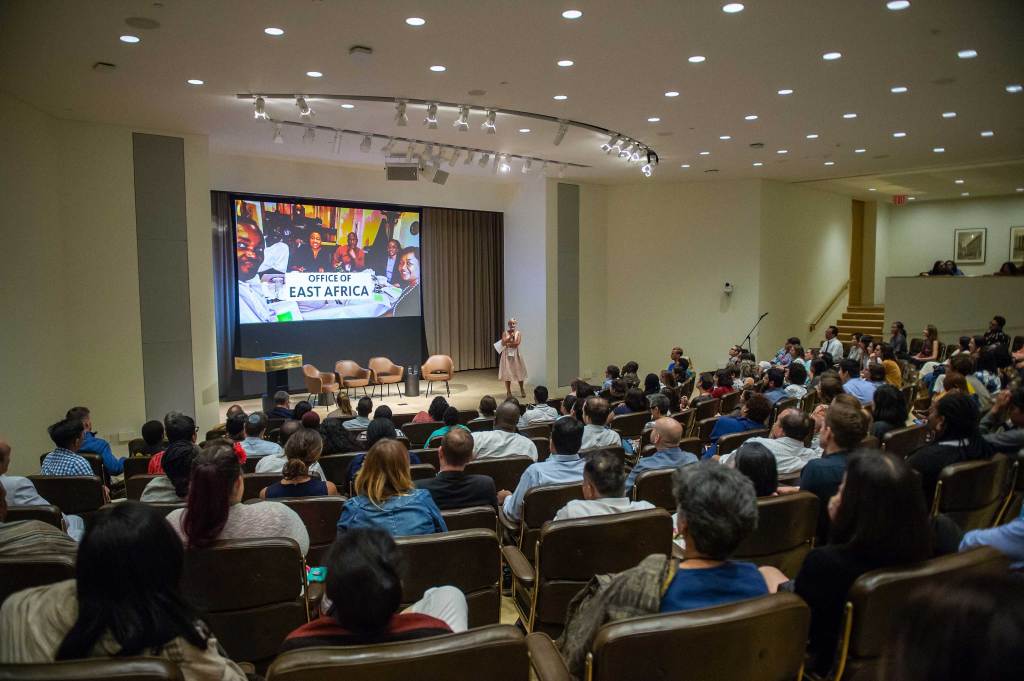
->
[835,305,885,342]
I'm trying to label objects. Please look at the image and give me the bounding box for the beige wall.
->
[873,201,892,305]
[884,276,1024,344]
[576,183,609,383]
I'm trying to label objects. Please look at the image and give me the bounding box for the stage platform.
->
[218,368,537,421]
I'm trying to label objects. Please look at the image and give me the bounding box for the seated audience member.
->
[148,412,197,474]
[41,417,93,477]
[710,369,735,399]
[471,395,498,422]
[727,344,742,366]
[1,440,84,541]
[261,428,338,498]
[606,378,625,402]
[0,504,247,681]
[984,314,1010,348]
[621,361,640,389]
[889,321,909,358]
[498,418,586,522]
[730,441,779,496]
[346,419,422,486]
[556,449,654,520]
[66,406,125,476]
[269,390,295,419]
[472,401,539,460]
[705,393,772,459]
[416,429,496,510]
[582,397,623,450]
[140,441,198,503]
[301,410,321,429]
[839,359,877,406]
[820,325,844,361]
[166,441,309,555]
[518,386,559,428]
[427,406,470,444]
[240,411,283,459]
[674,357,694,382]
[721,408,819,474]
[690,373,716,407]
[960,503,1024,568]
[413,396,449,424]
[292,400,313,422]
[0,474,78,554]
[626,417,698,490]
[807,358,830,389]
[602,364,620,391]
[870,384,908,440]
[572,385,597,421]
[319,418,356,455]
[817,372,844,406]
[558,463,767,679]
[613,388,648,416]
[761,451,934,677]
[224,413,246,442]
[207,404,245,436]
[661,387,682,415]
[372,405,405,438]
[338,439,446,536]
[789,345,808,371]
[883,574,1024,681]
[281,528,467,650]
[667,346,686,373]
[910,324,941,369]
[558,394,577,421]
[660,370,677,390]
[344,397,374,431]
[797,394,868,542]
[979,388,1024,454]
[137,420,166,456]
[762,368,787,405]
[644,393,671,429]
[784,362,808,400]
[847,333,864,363]
[909,393,995,502]
[939,354,992,410]
[878,342,903,387]
[643,373,662,397]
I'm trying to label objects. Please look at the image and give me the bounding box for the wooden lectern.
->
[234,353,303,413]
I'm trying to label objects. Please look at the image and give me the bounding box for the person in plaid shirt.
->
[41,418,92,477]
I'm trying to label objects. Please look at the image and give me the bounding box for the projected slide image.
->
[235,199,421,323]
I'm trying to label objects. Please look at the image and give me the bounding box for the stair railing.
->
[808,280,850,334]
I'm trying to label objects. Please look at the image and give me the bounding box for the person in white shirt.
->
[581,397,623,451]
[236,219,275,324]
[820,325,844,361]
[720,408,820,474]
[259,235,290,274]
[0,440,84,541]
[783,362,809,400]
[518,386,559,429]
[554,449,654,521]
[472,402,539,461]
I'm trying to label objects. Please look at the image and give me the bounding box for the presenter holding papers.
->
[498,318,528,399]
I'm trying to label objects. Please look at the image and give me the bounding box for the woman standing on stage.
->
[499,318,528,399]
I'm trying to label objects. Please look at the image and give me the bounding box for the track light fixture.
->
[406,142,416,161]
[302,126,316,144]
[254,96,269,120]
[497,154,511,175]
[600,134,617,152]
[631,146,643,163]
[395,100,408,126]
[481,109,497,134]
[610,137,623,155]
[332,130,343,153]
[295,96,313,118]
[521,158,532,174]
[479,152,490,167]
[454,105,470,131]
[464,150,476,164]
[449,149,461,166]
[424,102,439,129]
[620,141,635,159]
[360,134,372,153]
[382,137,395,155]
[553,121,568,146]
[640,150,659,177]
[272,124,284,144]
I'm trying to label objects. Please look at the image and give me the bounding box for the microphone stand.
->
[739,312,769,355]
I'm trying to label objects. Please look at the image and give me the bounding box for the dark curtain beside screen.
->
[421,207,504,370]
[211,191,242,398]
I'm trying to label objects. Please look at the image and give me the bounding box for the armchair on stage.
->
[369,357,405,398]
[422,354,454,397]
[335,360,373,398]
[302,364,340,407]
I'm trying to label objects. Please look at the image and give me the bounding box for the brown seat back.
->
[27,476,104,516]
[678,376,696,401]
[0,657,183,681]
[696,416,720,445]
[273,496,346,566]
[580,446,625,466]
[719,390,742,414]
[265,625,528,681]
[0,553,75,608]
[589,593,810,681]
[519,483,584,558]
[800,391,820,413]
[396,529,501,627]
[335,360,370,382]
[934,454,1010,531]
[694,399,720,421]
[733,492,819,577]
[468,418,494,432]
[769,398,800,426]
[242,473,283,500]
[441,505,497,532]
[302,364,324,392]
[531,437,550,463]
[3,504,63,528]
[403,421,440,448]
[142,501,185,517]
[632,468,677,511]
[717,429,769,457]
[126,473,164,500]
[609,411,651,439]
[530,510,672,635]
[465,456,533,492]
[181,537,307,665]
[421,354,455,381]
[368,357,403,382]
[317,452,361,486]
[881,424,927,459]
[837,547,1009,681]
[410,463,437,481]
[426,435,445,449]
[519,423,553,440]
[123,456,153,479]
[413,448,440,470]
[673,408,696,437]
[678,437,703,456]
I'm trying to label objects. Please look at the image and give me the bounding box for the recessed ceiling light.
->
[806,133,819,139]
[932,147,945,153]
[854,148,867,153]
[557,59,575,67]
[306,71,323,78]
[119,35,140,43]
[892,131,907,138]
[405,17,426,26]
[824,161,835,166]
[681,163,691,168]
[553,94,568,100]
[957,49,978,59]
[744,114,758,120]
[752,161,764,167]
[890,85,908,93]
[1007,84,1023,93]
[868,187,877,191]
[843,112,858,119]
[887,1,911,10]
[961,192,970,197]
[822,51,842,61]
[942,111,957,118]
[722,3,745,13]
[647,117,661,122]
[562,9,583,19]
[186,79,205,86]
[340,103,355,109]
[664,91,680,97]
[908,196,916,201]
[699,151,711,156]
[777,88,794,95]
[263,27,284,36]
[518,128,531,133]
[954,178,965,184]
[429,65,446,72]
[719,135,732,140]
[777,149,788,154]
[688,55,706,63]
[980,130,994,137]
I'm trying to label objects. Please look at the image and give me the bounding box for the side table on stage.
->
[235,353,303,413]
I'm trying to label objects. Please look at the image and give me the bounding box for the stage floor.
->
[218,368,533,421]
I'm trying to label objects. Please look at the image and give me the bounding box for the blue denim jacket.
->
[337,488,447,536]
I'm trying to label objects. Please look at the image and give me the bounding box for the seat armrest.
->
[307,581,325,619]
[501,545,535,587]
[526,632,571,681]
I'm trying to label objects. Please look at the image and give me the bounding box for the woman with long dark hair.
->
[731,441,779,497]
[870,384,908,440]
[0,502,246,679]
[261,428,339,498]
[909,392,993,502]
[140,440,198,503]
[613,388,649,415]
[166,441,309,555]
[643,373,661,396]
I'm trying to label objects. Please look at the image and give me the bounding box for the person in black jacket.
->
[908,392,994,504]
[415,429,496,510]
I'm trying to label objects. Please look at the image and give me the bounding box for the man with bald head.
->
[236,218,274,323]
[472,400,539,461]
[624,417,698,491]
[720,408,819,474]
[0,439,84,541]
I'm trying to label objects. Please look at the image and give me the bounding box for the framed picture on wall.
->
[1011,226,1024,264]
[954,227,986,265]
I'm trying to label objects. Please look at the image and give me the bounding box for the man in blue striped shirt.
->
[498,418,586,522]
